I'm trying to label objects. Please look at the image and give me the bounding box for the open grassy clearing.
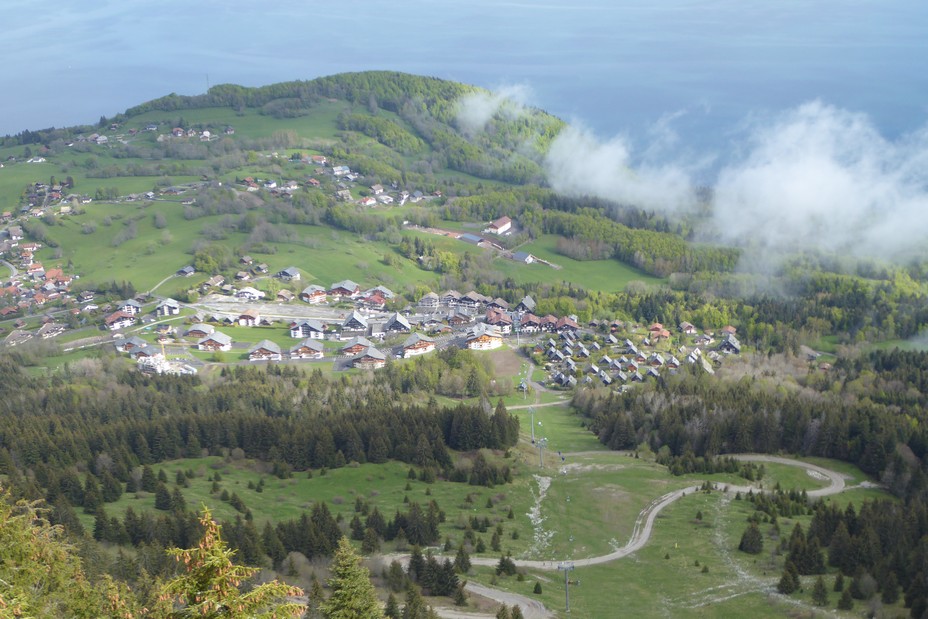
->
[470,480,897,618]
[512,234,665,292]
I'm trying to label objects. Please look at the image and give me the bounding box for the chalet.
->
[370,183,384,195]
[300,285,328,304]
[465,323,503,350]
[129,345,161,361]
[485,309,513,334]
[310,155,327,165]
[721,325,737,336]
[577,345,590,358]
[358,291,387,311]
[289,339,324,360]
[384,312,411,333]
[666,356,681,370]
[679,321,698,335]
[290,319,326,339]
[695,334,714,347]
[104,311,136,331]
[115,336,148,353]
[276,289,294,303]
[248,340,282,361]
[332,165,350,176]
[238,309,261,327]
[353,347,387,370]
[440,290,462,307]
[176,265,195,277]
[540,315,558,332]
[204,275,225,288]
[335,189,353,202]
[486,216,512,235]
[518,313,541,333]
[647,352,665,367]
[511,251,534,264]
[718,333,741,354]
[647,367,661,380]
[446,311,473,327]
[341,336,374,356]
[239,256,253,266]
[648,323,664,334]
[197,332,232,352]
[556,316,579,335]
[118,299,143,315]
[275,267,301,281]
[342,311,368,333]
[7,226,24,241]
[235,271,251,281]
[235,287,265,301]
[329,280,361,299]
[365,285,395,300]
[184,324,214,338]
[487,298,510,312]
[457,291,485,310]
[417,292,440,310]
[403,333,436,357]
[516,295,535,312]
[155,298,181,317]
[253,263,269,275]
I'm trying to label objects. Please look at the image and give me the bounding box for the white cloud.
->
[455,84,533,137]
[710,101,928,258]
[544,123,698,213]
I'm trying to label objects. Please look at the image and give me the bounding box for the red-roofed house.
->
[486,216,512,235]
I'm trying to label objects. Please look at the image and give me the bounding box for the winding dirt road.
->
[429,454,852,618]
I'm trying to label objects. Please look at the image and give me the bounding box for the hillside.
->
[1,71,928,618]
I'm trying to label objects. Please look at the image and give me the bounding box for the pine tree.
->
[454,544,471,574]
[837,588,854,610]
[385,593,401,619]
[833,572,844,592]
[812,575,828,606]
[511,606,524,619]
[777,562,799,594]
[882,571,899,604]
[158,507,303,618]
[738,523,763,554]
[154,482,172,511]
[495,605,511,619]
[320,536,384,619]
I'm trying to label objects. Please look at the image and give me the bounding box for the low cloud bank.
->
[544,123,698,213]
[457,87,928,262]
[455,84,532,136]
[711,101,928,258]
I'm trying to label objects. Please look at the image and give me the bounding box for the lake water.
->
[3,0,927,161]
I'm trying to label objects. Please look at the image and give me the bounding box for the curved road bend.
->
[411,455,851,618]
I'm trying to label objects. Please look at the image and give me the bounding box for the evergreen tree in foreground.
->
[320,536,384,619]
[159,506,303,618]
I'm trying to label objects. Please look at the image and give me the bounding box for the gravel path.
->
[427,454,854,618]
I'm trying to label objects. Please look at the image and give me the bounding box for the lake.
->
[3,0,926,161]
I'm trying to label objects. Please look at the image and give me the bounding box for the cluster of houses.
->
[545,321,741,389]
[0,233,79,320]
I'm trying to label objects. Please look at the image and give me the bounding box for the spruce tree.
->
[837,588,854,610]
[812,575,828,606]
[738,523,763,554]
[320,536,384,619]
